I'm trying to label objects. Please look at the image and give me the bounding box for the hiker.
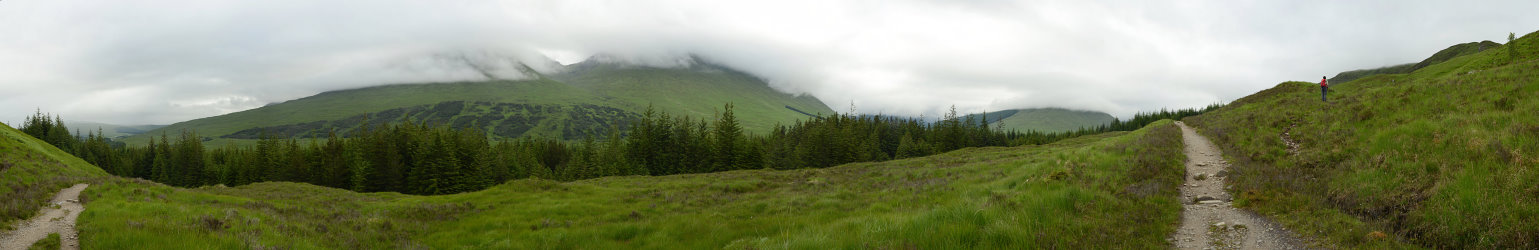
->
[1320,76,1329,101]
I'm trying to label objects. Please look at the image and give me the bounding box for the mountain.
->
[122,56,835,146]
[962,108,1114,133]
[552,56,834,132]
[1328,40,1502,84]
[1184,30,1538,248]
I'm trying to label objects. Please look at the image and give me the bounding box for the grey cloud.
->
[3,0,1539,125]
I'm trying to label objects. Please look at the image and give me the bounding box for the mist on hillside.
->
[3,0,1538,125]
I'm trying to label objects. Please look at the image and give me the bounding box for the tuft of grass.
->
[28,233,61,250]
[1185,29,1539,248]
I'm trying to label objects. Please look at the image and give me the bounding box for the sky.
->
[2,0,1537,125]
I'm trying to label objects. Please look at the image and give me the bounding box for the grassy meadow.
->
[70,119,1186,249]
[1184,31,1539,248]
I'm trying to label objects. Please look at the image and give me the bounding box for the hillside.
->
[1328,40,1502,83]
[69,120,1186,248]
[963,108,1115,133]
[0,122,109,231]
[554,58,833,133]
[1185,30,1539,248]
[122,58,835,147]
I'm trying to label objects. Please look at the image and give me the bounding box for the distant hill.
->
[962,108,1114,133]
[1329,40,1501,83]
[122,56,834,146]
[61,121,164,139]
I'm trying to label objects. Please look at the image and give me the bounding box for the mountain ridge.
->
[123,58,835,146]
[1329,40,1501,84]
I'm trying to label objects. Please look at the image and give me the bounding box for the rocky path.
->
[1170,122,1308,249]
[0,183,88,250]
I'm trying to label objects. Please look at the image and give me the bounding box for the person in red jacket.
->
[1320,76,1329,101]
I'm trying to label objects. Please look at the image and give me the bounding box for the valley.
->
[1,2,1535,248]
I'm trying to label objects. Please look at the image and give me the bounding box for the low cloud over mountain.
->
[2,0,1537,124]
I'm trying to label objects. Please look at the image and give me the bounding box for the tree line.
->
[16,103,1219,195]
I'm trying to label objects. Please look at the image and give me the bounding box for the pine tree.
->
[152,133,172,184]
[47,115,73,152]
[173,130,206,187]
[318,129,349,188]
[254,130,280,184]
[713,103,744,171]
[20,109,50,140]
[627,106,660,175]
[454,127,493,190]
[282,139,307,183]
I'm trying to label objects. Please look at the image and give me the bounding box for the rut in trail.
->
[1169,122,1310,250]
[0,183,89,250]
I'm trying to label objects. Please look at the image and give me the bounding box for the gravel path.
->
[1170,122,1308,249]
[0,183,88,250]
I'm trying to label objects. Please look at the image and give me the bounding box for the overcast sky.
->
[3,0,1537,125]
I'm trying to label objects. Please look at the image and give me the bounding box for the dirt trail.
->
[1170,122,1308,249]
[0,183,88,250]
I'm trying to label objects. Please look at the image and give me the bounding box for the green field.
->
[122,61,837,147]
[1184,31,1539,248]
[51,118,1187,248]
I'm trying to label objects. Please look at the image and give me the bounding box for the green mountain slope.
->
[0,122,109,230]
[963,108,1115,133]
[77,120,1186,249]
[555,59,833,133]
[1185,31,1539,248]
[1329,40,1502,84]
[123,59,835,147]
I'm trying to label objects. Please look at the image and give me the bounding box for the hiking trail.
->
[0,183,88,250]
[1170,122,1309,249]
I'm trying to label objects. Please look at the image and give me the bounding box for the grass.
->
[28,233,60,250]
[74,120,1186,249]
[1184,30,1539,248]
[0,122,109,231]
[123,63,836,147]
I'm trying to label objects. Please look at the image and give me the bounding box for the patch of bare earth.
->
[1169,122,1309,250]
[0,183,88,250]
